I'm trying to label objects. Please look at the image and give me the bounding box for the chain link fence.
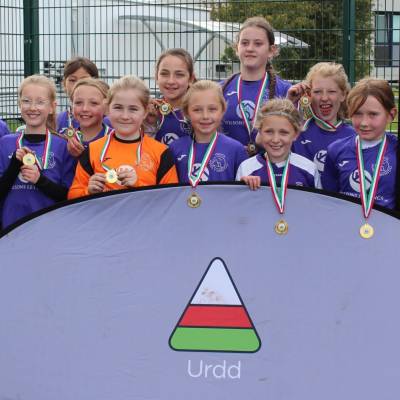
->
[0,0,398,130]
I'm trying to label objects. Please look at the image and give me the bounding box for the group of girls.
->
[0,15,397,231]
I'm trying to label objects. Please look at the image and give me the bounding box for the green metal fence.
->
[0,0,399,130]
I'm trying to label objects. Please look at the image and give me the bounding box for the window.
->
[375,12,400,67]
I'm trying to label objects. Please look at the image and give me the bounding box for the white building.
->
[0,0,307,118]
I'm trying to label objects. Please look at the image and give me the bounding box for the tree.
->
[211,0,373,82]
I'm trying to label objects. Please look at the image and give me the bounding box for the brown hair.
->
[347,77,395,117]
[107,75,150,109]
[181,80,226,117]
[18,74,57,132]
[235,17,278,99]
[63,57,99,80]
[306,62,350,119]
[71,78,109,100]
[155,48,196,81]
[255,98,302,133]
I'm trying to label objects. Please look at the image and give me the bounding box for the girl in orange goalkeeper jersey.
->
[68,75,178,199]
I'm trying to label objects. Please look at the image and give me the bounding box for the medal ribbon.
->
[100,129,143,172]
[156,99,187,131]
[187,132,218,189]
[355,135,387,219]
[16,128,52,170]
[303,105,343,132]
[237,73,269,141]
[265,153,291,214]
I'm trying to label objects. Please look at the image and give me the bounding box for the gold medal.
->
[187,192,201,208]
[66,128,75,139]
[274,219,288,235]
[360,223,374,239]
[159,102,172,115]
[22,153,36,166]
[105,169,118,184]
[247,142,257,156]
[300,95,310,108]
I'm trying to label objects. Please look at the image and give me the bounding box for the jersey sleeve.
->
[67,148,93,199]
[321,149,339,192]
[156,148,178,185]
[235,159,247,181]
[234,144,249,176]
[314,169,322,189]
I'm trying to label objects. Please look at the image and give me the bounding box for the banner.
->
[0,184,399,399]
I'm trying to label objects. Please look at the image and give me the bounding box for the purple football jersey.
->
[292,119,356,173]
[169,134,248,183]
[155,108,192,146]
[321,133,397,209]
[236,152,320,189]
[221,74,292,145]
[0,133,76,227]
[0,119,11,138]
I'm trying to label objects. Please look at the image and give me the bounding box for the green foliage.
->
[211,0,373,82]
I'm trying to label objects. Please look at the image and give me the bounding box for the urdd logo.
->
[169,257,261,353]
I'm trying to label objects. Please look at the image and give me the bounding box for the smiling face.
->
[236,26,275,75]
[19,84,56,133]
[156,55,193,106]
[72,85,106,132]
[63,67,92,97]
[258,115,299,163]
[108,89,147,139]
[310,75,346,124]
[351,95,395,141]
[186,89,225,142]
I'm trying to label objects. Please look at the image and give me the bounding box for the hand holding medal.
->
[22,152,36,166]
[88,173,107,194]
[66,130,85,158]
[117,165,138,187]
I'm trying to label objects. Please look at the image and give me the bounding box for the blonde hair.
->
[71,78,109,100]
[18,74,57,132]
[182,80,226,117]
[107,75,150,108]
[347,77,396,117]
[306,62,350,119]
[255,98,302,133]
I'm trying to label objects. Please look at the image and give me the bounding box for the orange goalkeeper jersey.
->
[68,133,178,199]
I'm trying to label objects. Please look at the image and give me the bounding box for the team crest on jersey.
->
[191,163,210,182]
[139,153,155,172]
[350,169,372,193]
[313,150,327,173]
[162,133,179,146]
[209,153,228,173]
[373,157,392,176]
[236,100,255,120]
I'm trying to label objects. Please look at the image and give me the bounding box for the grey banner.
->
[0,185,399,399]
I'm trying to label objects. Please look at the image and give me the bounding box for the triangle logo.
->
[169,258,261,353]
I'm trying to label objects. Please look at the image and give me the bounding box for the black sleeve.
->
[156,148,176,184]
[35,174,68,201]
[0,153,22,201]
[78,147,94,176]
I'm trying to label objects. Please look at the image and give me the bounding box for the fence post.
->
[23,0,39,77]
[342,0,356,84]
